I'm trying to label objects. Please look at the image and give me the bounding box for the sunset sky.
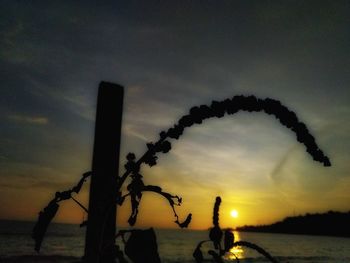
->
[0,1,349,230]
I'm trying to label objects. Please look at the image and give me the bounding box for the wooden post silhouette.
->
[84,82,124,263]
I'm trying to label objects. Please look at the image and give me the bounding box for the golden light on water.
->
[226,231,245,260]
[228,246,244,259]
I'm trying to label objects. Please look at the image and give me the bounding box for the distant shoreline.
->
[236,211,350,238]
[2,213,350,238]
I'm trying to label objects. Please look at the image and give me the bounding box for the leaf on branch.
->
[71,171,91,194]
[32,200,59,252]
[117,192,127,206]
[127,152,136,161]
[175,213,192,228]
[124,184,190,228]
[158,140,171,153]
[55,190,71,201]
[224,230,235,252]
[125,153,139,172]
[159,131,167,139]
[167,125,184,139]
[32,171,91,252]
[143,185,182,208]
[128,210,138,226]
[144,155,158,167]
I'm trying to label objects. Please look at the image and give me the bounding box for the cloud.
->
[0,0,349,225]
[7,114,48,125]
[0,179,72,191]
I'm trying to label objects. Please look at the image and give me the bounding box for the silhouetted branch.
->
[123,177,192,228]
[71,196,88,213]
[118,96,331,201]
[32,200,59,252]
[213,196,221,227]
[54,171,91,202]
[175,213,192,228]
[193,240,210,263]
[209,197,223,249]
[229,252,240,263]
[233,241,278,263]
[71,171,91,194]
[32,171,91,251]
[172,97,331,166]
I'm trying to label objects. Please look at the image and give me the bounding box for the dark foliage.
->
[32,200,59,252]
[32,172,91,252]
[163,96,331,166]
[210,197,223,249]
[120,166,191,228]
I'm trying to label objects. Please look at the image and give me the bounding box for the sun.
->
[230,209,239,218]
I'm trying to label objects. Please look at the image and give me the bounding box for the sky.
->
[0,1,349,230]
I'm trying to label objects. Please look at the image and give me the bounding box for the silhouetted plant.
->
[32,171,91,252]
[193,196,278,263]
[33,94,331,261]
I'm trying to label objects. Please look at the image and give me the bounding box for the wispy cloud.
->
[8,114,49,125]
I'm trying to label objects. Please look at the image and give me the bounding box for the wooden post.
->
[84,82,124,263]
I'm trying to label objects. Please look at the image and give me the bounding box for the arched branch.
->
[119,96,331,190]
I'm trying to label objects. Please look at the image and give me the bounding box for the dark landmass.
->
[236,211,350,238]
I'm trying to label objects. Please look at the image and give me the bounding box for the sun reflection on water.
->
[225,231,245,260]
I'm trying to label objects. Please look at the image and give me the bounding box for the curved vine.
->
[119,95,331,190]
[120,95,331,229]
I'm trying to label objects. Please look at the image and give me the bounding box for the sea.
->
[0,220,349,263]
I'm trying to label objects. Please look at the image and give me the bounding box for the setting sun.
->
[230,209,239,218]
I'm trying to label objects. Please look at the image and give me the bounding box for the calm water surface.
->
[0,220,349,262]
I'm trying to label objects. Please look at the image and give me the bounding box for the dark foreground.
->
[0,255,81,263]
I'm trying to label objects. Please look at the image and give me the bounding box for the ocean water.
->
[0,220,350,262]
